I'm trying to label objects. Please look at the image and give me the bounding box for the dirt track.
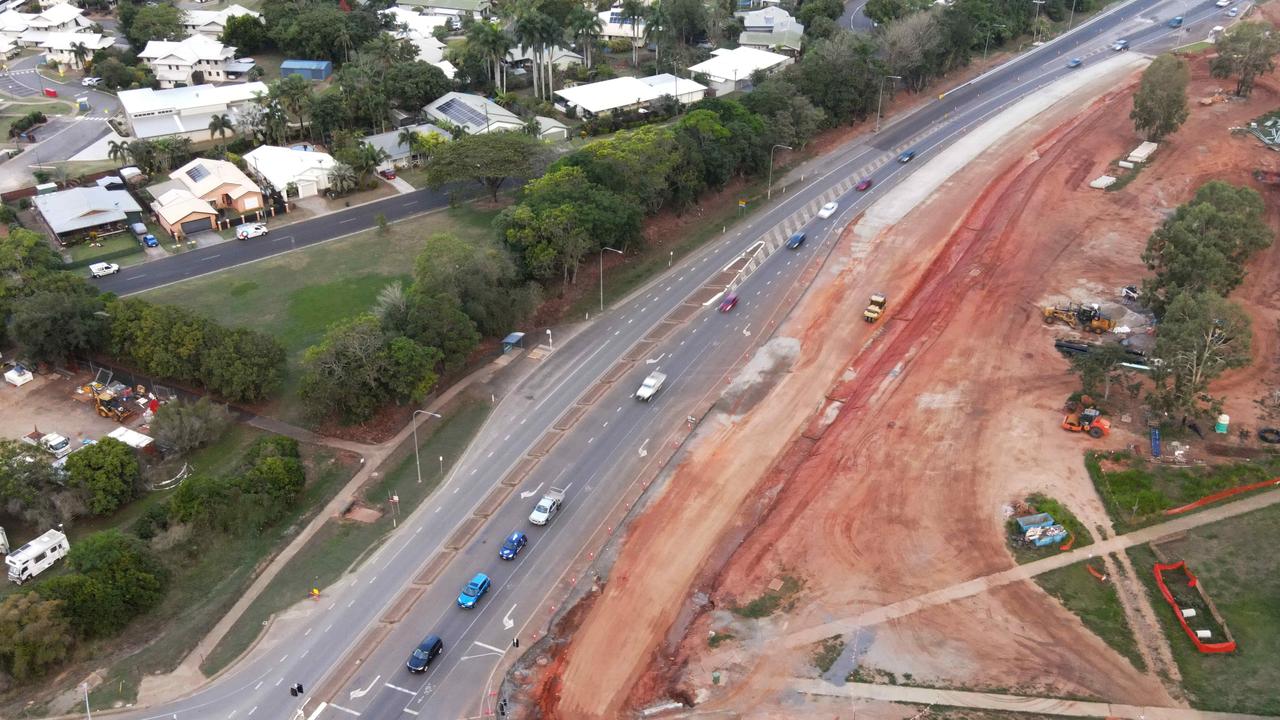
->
[529,48,1280,718]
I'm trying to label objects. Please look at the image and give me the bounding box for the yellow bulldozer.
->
[81,383,135,423]
[1042,303,1116,334]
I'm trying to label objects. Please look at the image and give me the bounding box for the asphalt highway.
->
[113,3,1230,719]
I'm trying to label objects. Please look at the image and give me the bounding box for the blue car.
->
[499,531,527,560]
[141,234,159,247]
[897,149,916,163]
[786,231,806,249]
[1066,58,1082,68]
[457,572,491,608]
[1167,15,1184,26]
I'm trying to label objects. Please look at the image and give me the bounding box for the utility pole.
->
[1031,0,1046,43]
[411,409,442,484]
[599,246,623,312]
[875,75,902,133]
[767,144,791,200]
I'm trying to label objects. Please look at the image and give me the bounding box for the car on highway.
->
[718,292,739,313]
[457,573,491,608]
[817,201,839,219]
[529,487,565,525]
[1226,7,1239,16]
[1111,39,1129,50]
[405,634,444,672]
[897,150,916,163]
[856,178,873,191]
[499,531,527,560]
[89,262,119,278]
[80,76,102,86]
[1167,15,1184,26]
[1215,0,1230,7]
[236,222,268,240]
[786,231,806,249]
[1066,57,1082,68]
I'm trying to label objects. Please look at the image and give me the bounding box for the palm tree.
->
[272,74,312,137]
[350,142,389,187]
[327,162,358,196]
[364,33,403,69]
[620,0,645,67]
[70,41,89,70]
[151,137,177,173]
[536,12,562,99]
[644,0,670,73]
[208,113,234,144]
[512,7,546,100]
[567,4,602,68]
[106,139,129,168]
[398,127,420,163]
[467,20,512,93]
[127,139,155,173]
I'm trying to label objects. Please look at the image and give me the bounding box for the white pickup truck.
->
[529,487,566,525]
[635,371,666,401]
[22,431,72,459]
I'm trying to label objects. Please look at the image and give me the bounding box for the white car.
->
[80,76,101,87]
[1215,0,1230,7]
[1226,7,1239,16]
[89,262,119,278]
[818,201,839,219]
[236,222,268,240]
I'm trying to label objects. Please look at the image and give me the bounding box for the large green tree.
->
[1152,291,1252,413]
[65,438,140,516]
[9,276,106,363]
[1131,54,1189,141]
[791,31,882,123]
[1210,21,1280,97]
[42,530,167,638]
[221,14,270,53]
[150,397,231,455]
[124,3,185,49]
[0,592,73,680]
[426,131,545,201]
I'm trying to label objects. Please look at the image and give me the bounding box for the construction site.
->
[514,24,1280,720]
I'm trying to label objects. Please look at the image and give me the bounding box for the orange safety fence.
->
[1163,478,1280,516]
[1086,564,1107,582]
[1152,561,1236,654]
[1059,531,1075,551]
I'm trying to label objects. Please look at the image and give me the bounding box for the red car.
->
[718,292,739,313]
[856,178,873,191]
[378,169,397,180]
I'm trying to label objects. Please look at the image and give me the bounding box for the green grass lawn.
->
[1034,558,1145,672]
[1126,503,1280,715]
[65,234,145,268]
[140,206,498,423]
[83,437,361,714]
[1086,451,1280,533]
[1006,494,1094,564]
[200,397,492,676]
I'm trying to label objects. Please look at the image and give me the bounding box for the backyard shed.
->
[280,59,333,81]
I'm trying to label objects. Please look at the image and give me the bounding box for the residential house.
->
[505,45,582,71]
[182,4,260,37]
[394,0,489,20]
[597,5,645,45]
[362,122,448,168]
[33,186,143,244]
[139,35,238,89]
[687,46,792,95]
[424,92,523,134]
[534,115,568,141]
[0,4,90,39]
[554,74,706,117]
[243,145,336,198]
[384,7,456,78]
[22,31,112,68]
[735,7,803,54]
[151,158,264,237]
[150,189,218,238]
[119,81,268,141]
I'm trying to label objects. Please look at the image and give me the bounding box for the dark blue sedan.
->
[499,531,527,560]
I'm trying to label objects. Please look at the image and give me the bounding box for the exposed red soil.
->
[529,49,1280,718]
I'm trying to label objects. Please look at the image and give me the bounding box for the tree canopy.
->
[1131,54,1189,141]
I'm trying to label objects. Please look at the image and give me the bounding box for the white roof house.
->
[506,45,582,70]
[688,46,792,95]
[183,4,260,37]
[384,8,457,79]
[243,145,336,198]
[554,74,706,116]
[20,31,112,68]
[119,82,268,140]
[363,122,449,166]
[140,35,238,88]
[734,6,804,53]
[425,92,522,134]
[597,5,645,43]
[34,186,143,239]
[0,3,87,34]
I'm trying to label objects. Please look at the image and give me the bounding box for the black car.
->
[499,531,527,560]
[406,634,444,672]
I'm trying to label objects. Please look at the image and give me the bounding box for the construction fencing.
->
[1152,560,1237,654]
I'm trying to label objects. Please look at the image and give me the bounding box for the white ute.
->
[635,371,666,401]
[528,487,566,525]
[22,431,72,459]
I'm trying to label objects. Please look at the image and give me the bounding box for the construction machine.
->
[82,384,135,423]
[864,293,887,323]
[1062,408,1110,438]
[1041,303,1117,334]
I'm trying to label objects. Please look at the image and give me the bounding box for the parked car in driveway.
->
[236,222,268,240]
[405,635,443,672]
[457,573,491,608]
[378,168,397,180]
[140,234,158,247]
[499,531,527,560]
[89,262,119,278]
[856,178,873,191]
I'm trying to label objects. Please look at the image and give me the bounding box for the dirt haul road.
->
[527,49,1280,718]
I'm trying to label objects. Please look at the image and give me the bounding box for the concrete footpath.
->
[791,679,1277,720]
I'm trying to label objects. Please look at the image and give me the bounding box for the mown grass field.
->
[1033,558,1146,672]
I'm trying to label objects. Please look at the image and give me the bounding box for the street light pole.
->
[767,144,791,200]
[81,683,91,720]
[546,328,553,350]
[875,75,902,134]
[1031,0,1046,43]
[599,246,623,312]
[984,24,1006,60]
[1067,0,1079,30]
[411,409,442,484]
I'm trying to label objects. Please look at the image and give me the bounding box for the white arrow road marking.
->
[473,640,507,653]
[743,324,752,337]
[384,683,415,696]
[503,604,518,630]
[349,675,380,700]
[638,438,650,458]
[645,353,666,365]
[519,482,544,500]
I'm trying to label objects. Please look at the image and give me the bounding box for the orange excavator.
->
[1062,407,1110,438]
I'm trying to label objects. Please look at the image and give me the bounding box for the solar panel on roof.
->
[608,11,635,24]
[437,97,487,128]
[185,164,210,182]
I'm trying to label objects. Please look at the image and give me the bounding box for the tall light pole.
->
[599,246,623,312]
[80,683,91,720]
[984,24,1006,60]
[411,409,442,484]
[1067,0,1079,30]
[1031,0,1046,44]
[875,75,902,134]
[767,144,791,200]
[546,328,553,349]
